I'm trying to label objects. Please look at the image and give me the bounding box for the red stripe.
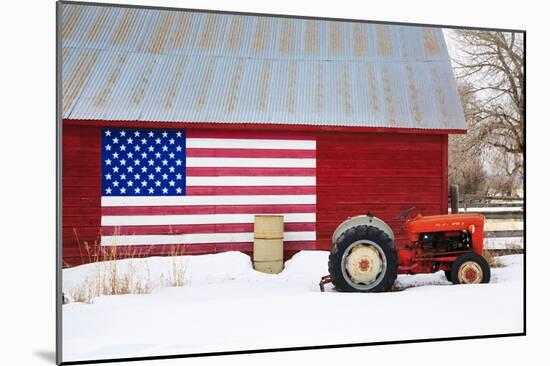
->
[186,167,315,176]
[186,186,316,195]
[102,204,317,216]
[96,241,318,256]
[186,148,315,158]
[101,222,315,235]
[186,130,316,140]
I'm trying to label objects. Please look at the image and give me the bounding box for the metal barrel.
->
[253,215,284,273]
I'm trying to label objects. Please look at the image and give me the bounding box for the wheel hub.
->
[344,245,383,285]
[458,261,483,284]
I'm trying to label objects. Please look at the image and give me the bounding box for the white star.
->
[113,181,119,187]
[155,180,161,187]
[148,187,154,194]
[169,180,175,187]
[148,131,154,138]
[105,173,111,180]
[134,131,140,137]
[148,146,154,152]
[127,138,133,144]
[127,181,133,187]
[176,146,182,152]
[169,138,175,145]
[126,152,133,158]
[134,174,140,180]
[134,159,140,166]
[162,160,168,166]
[112,137,119,144]
[141,152,147,159]
[120,187,126,194]
[162,131,168,138]
[120,159,126,166]
[134,145,140,151]
[134,187,140,194]
[176,173,182,180]
[155,152,161,159]
[120,145,126,151]
[155,138,161,144]
[141,181,147,187]
[112,152,119,159]
[105,159,112,165]
[148,159,154,166]
[105,144,112,151]
[148,174,154,180]
[105,187,112,194]
[120,174,126,180]
[162,187,168,194]
[141,138,147,144]
[155,166,161,173]
[176,159,182,166]
[141,166,147,173]
[127,166,134,173]
[176,131,182,137]
[176,187,182,194]
[113,166,119,173]
[169,152,175,159]
[120,131,126,137]
[169,166,175,173]
[105,130,111,136]
[162,173,168,180]
[162,145,168,152]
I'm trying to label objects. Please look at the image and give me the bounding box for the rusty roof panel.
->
[61,3,465,130]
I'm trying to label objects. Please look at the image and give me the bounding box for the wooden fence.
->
[449,195,524,251]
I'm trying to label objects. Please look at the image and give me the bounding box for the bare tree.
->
[449,82,489,195]
[451,30,524,179]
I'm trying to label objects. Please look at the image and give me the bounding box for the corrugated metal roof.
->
[61,3,465,130]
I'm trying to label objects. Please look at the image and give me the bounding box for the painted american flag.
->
[100,128,316,248]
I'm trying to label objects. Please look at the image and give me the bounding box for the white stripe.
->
[186,138,316,150]
[186,157,316,168]
[102,195,316,207]
[102,213,316,226]
[101,231,316,246]
[186,176,315,186]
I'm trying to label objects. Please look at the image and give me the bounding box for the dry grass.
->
[483,249,505,268]
[65,230,187,304]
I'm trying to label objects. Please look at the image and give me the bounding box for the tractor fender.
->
[332,215,395,244]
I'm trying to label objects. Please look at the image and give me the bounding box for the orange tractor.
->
[320,207,490,292]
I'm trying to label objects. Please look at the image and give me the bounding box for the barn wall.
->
[62,121,448,266]
[62,125,102,266]
[316,132,448,250]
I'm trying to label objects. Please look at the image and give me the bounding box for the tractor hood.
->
[406,213,484,235]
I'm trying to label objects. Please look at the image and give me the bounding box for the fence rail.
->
[448,194,524,251]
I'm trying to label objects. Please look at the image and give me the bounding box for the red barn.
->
[60,3,465,266]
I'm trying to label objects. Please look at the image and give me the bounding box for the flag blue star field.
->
[102,128,186,196]
[100,128,317,249]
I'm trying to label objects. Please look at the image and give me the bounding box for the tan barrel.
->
[254,260,284,274]
[253,238,283,262]
[254,215,284,239]
[253,215,284,274]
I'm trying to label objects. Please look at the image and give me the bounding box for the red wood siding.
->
[62,125,102,266]
[316,132,448,250]
[62,120,448,266]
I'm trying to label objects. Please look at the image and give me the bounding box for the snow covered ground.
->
[62,251,524,363]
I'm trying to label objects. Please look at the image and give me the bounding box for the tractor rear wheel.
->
[328,225,398,292]
[444,270,452,282]
[450,253,491,285]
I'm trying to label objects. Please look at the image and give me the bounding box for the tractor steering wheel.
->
[395,206,416,220]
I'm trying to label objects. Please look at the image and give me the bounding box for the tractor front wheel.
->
[450,253,491,285]
[328,225,398,292]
